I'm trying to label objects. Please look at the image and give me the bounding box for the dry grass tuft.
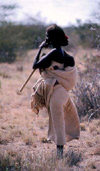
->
[89,125,97,133]
[0,151,22,171]
[86,141,94,147]
[16,65,23,72]
[23,134,35,145]
[86,161,97,170]
[0,150,57,171]
[40,137,52,143]
[89,119,100,135]
[93,145,100,155]
[0,72,11,78]
[80,123,86,131]
[65,149,82,167]
[0,132,14,145]
[86,160,100,171]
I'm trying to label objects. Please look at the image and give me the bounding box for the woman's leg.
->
[49,87,69,158]
[57,145,64,159]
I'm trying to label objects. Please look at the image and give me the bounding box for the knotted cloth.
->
[31,63,80,145]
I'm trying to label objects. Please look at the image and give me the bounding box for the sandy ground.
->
[0,48,100,170]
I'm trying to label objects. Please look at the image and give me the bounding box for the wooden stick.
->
[19,70,35,93]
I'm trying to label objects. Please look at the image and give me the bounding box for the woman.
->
[31,24,80,159]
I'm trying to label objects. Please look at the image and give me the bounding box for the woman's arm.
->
[33,48,75,70]
[33,49,56,70]
[32,47,42,69]
[32,41,47,69]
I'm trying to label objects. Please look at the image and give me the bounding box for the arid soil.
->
[0,48,100,171]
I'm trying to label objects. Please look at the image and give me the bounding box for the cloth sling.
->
[31,62,80,145]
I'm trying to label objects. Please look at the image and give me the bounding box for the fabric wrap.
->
[31,62,80,145]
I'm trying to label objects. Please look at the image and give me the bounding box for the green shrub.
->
[0,23,45,63]
[0,22,99,63]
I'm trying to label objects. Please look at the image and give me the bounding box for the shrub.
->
[73,72,100,120]
[0,21,99,63]
[0,152,22,171]
[0,24,17,62]
[0,23,45,63]
[65,150,82,167]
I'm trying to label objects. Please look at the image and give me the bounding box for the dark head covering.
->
[46,24,68,46]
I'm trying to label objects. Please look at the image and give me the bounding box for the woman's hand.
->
[32,40,49,70]
[39,41,46,48]
[32,42,45,69]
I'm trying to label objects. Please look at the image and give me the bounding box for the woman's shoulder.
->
[48,48,57,55]
[64,51,74,58]
[64,51,75,66]
[46,48,58,59]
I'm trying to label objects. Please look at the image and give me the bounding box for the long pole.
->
[19,69,35,93]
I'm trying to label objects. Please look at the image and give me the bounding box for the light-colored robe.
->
[31,62,80,145]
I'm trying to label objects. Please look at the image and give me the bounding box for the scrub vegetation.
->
[0,4,100,170]
[0,22,100,63]
[0,47,100,170]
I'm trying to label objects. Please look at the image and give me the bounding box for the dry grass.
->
[73,77,100,120]
[0,48,100,170]
[65,149,82,167]
[80,123,86,131]
[94,148,100,156]
[89,119,100,135]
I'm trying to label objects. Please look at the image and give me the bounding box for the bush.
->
[75,23,100,48]
[65,150,82,167]
[73,72,100,120]
[0,39,17,63]
[0,23,45,63]
[0,24,17,62]
[0,22,99,63]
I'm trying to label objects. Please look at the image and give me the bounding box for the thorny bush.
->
[73,70,100,121]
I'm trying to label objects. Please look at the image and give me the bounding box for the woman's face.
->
[66,38,69,46]
[45,32,58,47]
[45,31,69,47]
[45,32,51,44]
